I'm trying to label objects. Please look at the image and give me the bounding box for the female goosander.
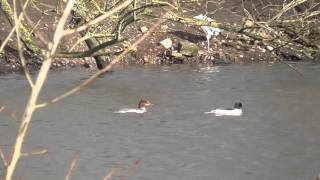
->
[114,99,153,114]
[205,102,242,116]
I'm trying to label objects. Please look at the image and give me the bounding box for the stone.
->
[178,41,199,57]
[266,46,274,51]
[243,19,254,28]
[83,63,91,68]
[143,56,151,63]
[214,58,231,65]
[171,51,186,60]
[159,38,173,49]
[140,26,148,33]
[161,25,169,31]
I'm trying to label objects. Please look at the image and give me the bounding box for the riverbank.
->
[0,20,276,74]
[1,0,317,74]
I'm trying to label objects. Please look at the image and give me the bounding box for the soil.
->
[0,0,278,74]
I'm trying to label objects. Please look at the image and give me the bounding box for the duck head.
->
[138,99,153,109]
[234,102,242,109]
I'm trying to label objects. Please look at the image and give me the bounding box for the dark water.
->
[1,63,320,180]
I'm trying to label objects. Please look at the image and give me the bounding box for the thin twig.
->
[21,149,48,157]
[63,0,134,36]
[23,11,49,45]
[102,167,121,180]
[270,0,307,21]
[68,33,115,52]
[0,145,8,167]
[0,0,31,54]
[64,153,79,180]
[13,0,34,88]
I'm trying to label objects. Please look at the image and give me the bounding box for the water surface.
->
[0,63,320,180]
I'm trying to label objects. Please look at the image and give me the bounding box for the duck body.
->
[205,102,243,116]
[114,99,152,114]
[115,107,147,114]
[205,108,242,116]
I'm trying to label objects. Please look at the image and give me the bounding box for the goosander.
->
[114,99,153,114]
[205,102,242,116]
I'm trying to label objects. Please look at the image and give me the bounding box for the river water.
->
[0,63,320,180]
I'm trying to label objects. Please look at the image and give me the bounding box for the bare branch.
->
[21,149,48,157]
[13,0,34,88]
[102,160,140,180]
[64,153,79,180]
[102,167,120,180]
[0,0,31,54]
[270,0,307,21]
[63,0,134,36]
[4,0,77,179]
[68,33,115,52]
[50,0,77,54]
[0,145,8,167]
[23,10,49,45]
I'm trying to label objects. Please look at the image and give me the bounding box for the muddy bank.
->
[1,0,318,74]
[0,18,275,74]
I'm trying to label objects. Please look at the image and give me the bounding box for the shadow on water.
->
[0,63,320,180]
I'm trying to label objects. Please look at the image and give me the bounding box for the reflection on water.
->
[197,66,220,73]
[0,63,320,180]
[195,66,220,83]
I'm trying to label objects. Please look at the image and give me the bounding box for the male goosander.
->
[205,102,242,116]
[114,99,153,114]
